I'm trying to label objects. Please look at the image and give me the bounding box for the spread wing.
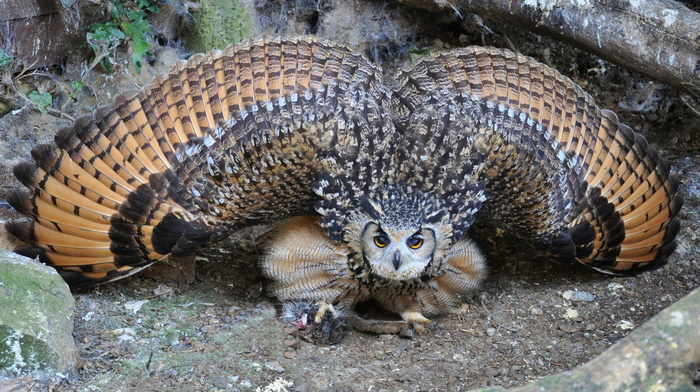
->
[6,36,387,288]
[393,46,682,273]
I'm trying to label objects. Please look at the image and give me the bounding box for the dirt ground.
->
[0,1,699,391]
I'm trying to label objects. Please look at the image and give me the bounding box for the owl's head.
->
[359,219,442,281]
[345,186,455,282]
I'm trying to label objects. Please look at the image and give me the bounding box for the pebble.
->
[614,320,635,330]
[247,285,262,299]
[486,327,497,336]
[562,290,596,302]
[283,350,297,359]
[212,376,229,389]
[559,324,578,333]
[153,285,175,297]
[564,308,580,320]
[264,361,286,373]
[530,307,543,315]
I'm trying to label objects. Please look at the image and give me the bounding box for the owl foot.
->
[397,310,440,335]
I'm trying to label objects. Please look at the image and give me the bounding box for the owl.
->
[5,37,682,333]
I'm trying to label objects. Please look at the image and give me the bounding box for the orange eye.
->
[374,232,390,248]
[407,237,423,249]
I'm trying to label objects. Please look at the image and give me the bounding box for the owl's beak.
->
[392,251,402,270]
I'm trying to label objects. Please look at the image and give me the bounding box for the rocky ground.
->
[0,1,699,391]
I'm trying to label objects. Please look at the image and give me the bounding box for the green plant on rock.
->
[0,49,13,68]
[68,81,84,100]
[27,90,52,115]
[87,0,160,74]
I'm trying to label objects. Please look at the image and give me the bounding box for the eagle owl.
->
[6,37,682,329]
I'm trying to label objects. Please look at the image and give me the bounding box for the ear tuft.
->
[359,197,383,220]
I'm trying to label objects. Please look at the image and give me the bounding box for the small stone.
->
[399,327,415,339]
[264,361,285,373]
[530,307,543,315]
[486,327,497,336]
[153,285,175,297]
[283,338,297,347]
[283,350,297,359]
[585,323,596,331]
[559,324,578,333]
[614,320,635,331]
[247,284,262,299]
[431,38,445,50]
[212,376,229,389]
[562,290,596,302]
[564,308,580,320]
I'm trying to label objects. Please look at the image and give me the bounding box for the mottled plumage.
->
[6,36,681,327]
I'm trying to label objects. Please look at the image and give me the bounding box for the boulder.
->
[0,249,77,383]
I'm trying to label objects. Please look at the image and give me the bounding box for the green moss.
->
[0,326,59,373]
[187,0,254,53]
[0,251,77,377]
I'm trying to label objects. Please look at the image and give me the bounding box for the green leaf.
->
[85,0,156,74]
[0,49,13,68]
[408,48,431,63]
[28,91,53,114]
[121,17,152,74]
[136,0,160,13]
[121,19,150,39]
[69,81,84,99]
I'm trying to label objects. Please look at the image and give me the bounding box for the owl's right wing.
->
[393,46,682,274]
[6,37,388,288]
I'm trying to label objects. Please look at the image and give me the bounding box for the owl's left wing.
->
[392,46,682,274]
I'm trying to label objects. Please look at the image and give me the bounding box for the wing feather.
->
[395,46,681,273]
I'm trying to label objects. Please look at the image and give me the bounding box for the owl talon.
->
[401,310,432,325]
[314,301,338,323]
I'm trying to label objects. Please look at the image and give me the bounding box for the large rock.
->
[185,0,254,53]
[0,0,104,69]
[0,249,77,382]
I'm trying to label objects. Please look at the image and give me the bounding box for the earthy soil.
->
[0,1,699,391]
